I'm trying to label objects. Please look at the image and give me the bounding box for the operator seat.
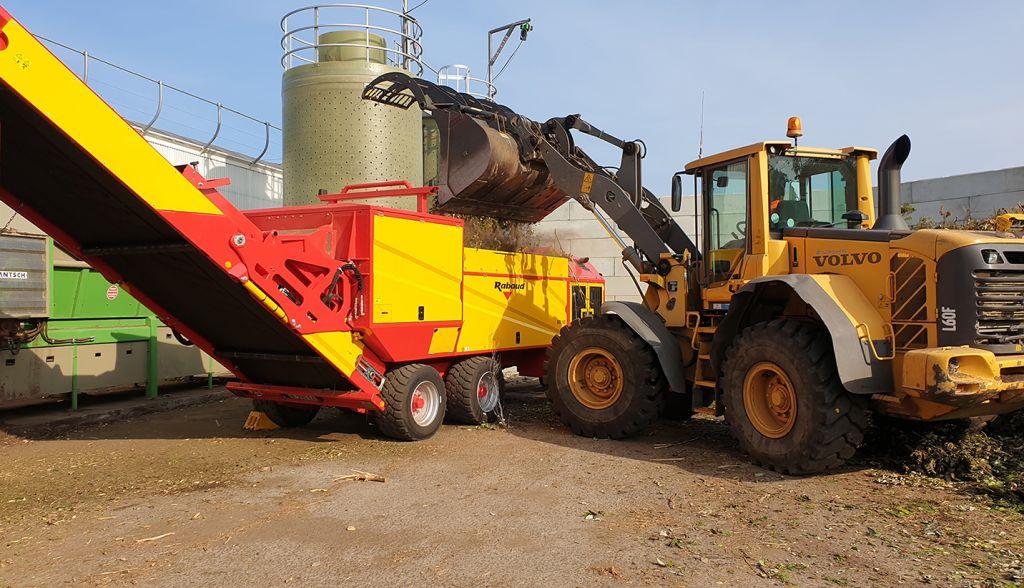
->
[776,199,811,228]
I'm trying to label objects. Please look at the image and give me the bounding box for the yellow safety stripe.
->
[304,332,364,376]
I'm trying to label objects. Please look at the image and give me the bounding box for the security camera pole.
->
[486,18,532,99]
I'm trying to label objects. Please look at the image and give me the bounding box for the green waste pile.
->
[863,412,1024,510]
[458,215,567,256]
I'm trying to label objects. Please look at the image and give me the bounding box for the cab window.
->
[705,159,747,282]
[768,155,857,230]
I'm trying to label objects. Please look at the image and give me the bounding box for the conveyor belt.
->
[0,12,353,390]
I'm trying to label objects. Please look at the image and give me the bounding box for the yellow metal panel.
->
[685,141,790,173]
[800,238,892,315]
[457,250,569,353]
[464,248,570,278]
[808,274,887,339]
[372,215,462,323]
[303,331,364,376]
[0,21,221,215]
[855,154,875,226]
[428,326,461,354]
[749,151,767,256]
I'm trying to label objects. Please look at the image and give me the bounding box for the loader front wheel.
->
[375,363,446,441]
[545,315,666,438]
[721,319,868,475]
[252,399,320,428]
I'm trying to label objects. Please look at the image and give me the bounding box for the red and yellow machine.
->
[0,7,602,439]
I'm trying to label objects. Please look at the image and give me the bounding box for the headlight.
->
[981,249,1003,264]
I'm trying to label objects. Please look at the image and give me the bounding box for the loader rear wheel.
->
[445,356,504,425]
[545,315,666,438]
[375,363,446,441]
[721,319,868,475]
[252,399,320,428]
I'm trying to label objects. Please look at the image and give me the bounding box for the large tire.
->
[375,363,446,441]
[445,356,504,425]
[721,319,868,475]
[545,315,666,438]
[252,399,320,428]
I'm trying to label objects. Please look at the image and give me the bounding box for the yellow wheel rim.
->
[742,362,797,438]
[567,347,624,410]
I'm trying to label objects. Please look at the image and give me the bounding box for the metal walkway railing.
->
[436,64,495,100]
[38,36,282,167]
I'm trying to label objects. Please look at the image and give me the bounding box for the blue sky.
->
[7,1,1023,191]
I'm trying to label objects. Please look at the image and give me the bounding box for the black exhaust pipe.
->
[872,134,912,231]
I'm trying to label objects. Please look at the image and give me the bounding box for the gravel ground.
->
[1,383,1022,587]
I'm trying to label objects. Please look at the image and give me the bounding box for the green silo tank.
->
[282,30,423,208]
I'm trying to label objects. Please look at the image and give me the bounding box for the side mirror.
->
[671,173,684,212]
[716,175,729,189]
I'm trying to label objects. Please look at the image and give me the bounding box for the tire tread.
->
[721,318,868,475]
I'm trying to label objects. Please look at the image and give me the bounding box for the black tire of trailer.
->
[720,318,869,475]
[252,399,321,428]
[544,314,666,439]
[375,363,447,441]
[444,356,505,425]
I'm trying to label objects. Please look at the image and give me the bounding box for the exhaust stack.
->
[872,134,912,231]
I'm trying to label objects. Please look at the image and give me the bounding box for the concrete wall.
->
[902,166,1024,224]
[535,165,1024,302]
[0,127,284,237]
[533,196,700,302]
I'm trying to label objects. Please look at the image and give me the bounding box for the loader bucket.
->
[363,73,568,223]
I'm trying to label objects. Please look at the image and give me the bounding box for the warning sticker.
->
[106,284,120,300]
[580,172,595,195]
[0,271,28,280]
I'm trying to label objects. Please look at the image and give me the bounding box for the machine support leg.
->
[146,318,158,399]
[206,355,214,390]
[70,345,79,411]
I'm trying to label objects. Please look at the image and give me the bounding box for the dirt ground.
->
[1,383,1022,587]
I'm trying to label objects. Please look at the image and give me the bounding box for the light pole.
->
[486,19,532,99]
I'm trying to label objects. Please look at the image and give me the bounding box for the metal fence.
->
[39,36,283,167]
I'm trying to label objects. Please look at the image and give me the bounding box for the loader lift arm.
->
[362,73,698,272]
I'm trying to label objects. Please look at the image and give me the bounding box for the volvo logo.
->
[811,251,882,268]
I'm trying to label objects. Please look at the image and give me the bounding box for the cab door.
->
[702,158,749,303]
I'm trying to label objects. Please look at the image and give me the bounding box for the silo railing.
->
[437,64,496,99]
[280,4,425,75]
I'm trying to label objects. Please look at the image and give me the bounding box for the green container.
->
[0,239,222,410]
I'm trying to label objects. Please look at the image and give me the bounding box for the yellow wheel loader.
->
[364,75,1024,474]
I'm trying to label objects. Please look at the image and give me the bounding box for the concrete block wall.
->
[903,166,1024,224]
[533,195,700,302]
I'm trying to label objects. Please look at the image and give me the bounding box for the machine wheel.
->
[375,363,446,441]
[252,399,320,428]
[545,315,666,438]
[721,319,868,475]
[445,356,504,425]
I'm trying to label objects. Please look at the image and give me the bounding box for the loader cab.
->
[679,140,877,305]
